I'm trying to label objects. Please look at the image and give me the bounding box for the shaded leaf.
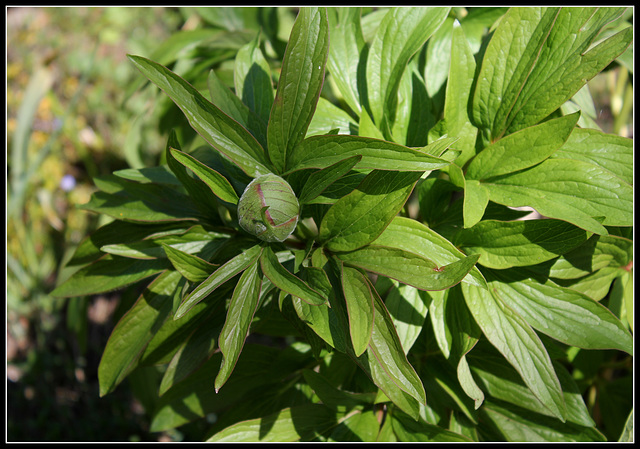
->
[341,265,375,357]
[175,244,263,319]
[159,321,219,396]
[52,255,170,298]
[302,369,376,413]
[170,148,239,204]
[66,221,190,267]
[234,31,274,124]
[162,244,218,283]
[207,69,268,149]
[288,134,451,174]
[79,175,203,223]
[461,283,567,421]
[128,54,271,177]
[165,130,221,220]
[215,261,263,392]
[319,170,422,252]
[469,352,595,427]
[208,405,340,442]
[298,155,361,205]
[456,219,590,269]
[375,277,428,354]
[480,400,606,442]
[366,7,450,128]
[391,411,472,442]
[98,271,183,396]
[551,127,633,185]
[260,246,327,305]
[483,158,633,235]
[488,269,633,354]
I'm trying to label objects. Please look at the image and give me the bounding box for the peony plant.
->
[53,7,633,442]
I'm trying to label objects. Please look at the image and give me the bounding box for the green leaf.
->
[208,405,340,442]
[461,283,567,421]
[289,265,347,351]
[487,269,633,354]
[207,69,268,149]
[302,369,376,413]
[438,285,484,409]
[79,175,203,223]
[128,54,271,177]
[151,344,312,432]
[469,353,596,427]
[482,158,633,235]
[298,155,361,205]
[462,179,490,229]
[327,410,380,442]
[618,410,633,442]
[480,400,606,442]
[466,113,580,180]
[531,234,617,280]
[288,132,452,174]
[114,166,181,185]
[390,60,432,146]
[366,7,450,128]
[169,148,239,204]
[162,244,218,283]
[358,108,385,139]
[260,246,327,306]
[234,31,274,124]
[139,286,221,367]
[159,322,219,396]
[472,7,632,138]
[306,97,359,137]
[267,7,329,174]
[421,358,478,424]
[123,28,222,99]
[99,225,226,261]
[376,277,428,355]
[164,130,221,220]
[98,270,182,396]
[319,170,422,252]
[66,221,190,267]
[341,265,375,357]
[557,266,623,302]
[442,20,478,166]
[215,261,263,392]
[51,255,170,298]
[551,127,633,185]
[356,284,426,412]
[304,171,366,205]
[391,411,472,442]
[175,244,263,319]
[326,7,366,115]
[338,246,480,292]
[456,219,590,269]
[504,9,632,135]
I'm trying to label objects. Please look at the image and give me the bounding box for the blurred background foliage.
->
[5,6,633,442]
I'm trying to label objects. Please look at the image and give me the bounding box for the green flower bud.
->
[237,174,300,243]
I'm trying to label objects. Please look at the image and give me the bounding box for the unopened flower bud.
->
[237,174,300,242]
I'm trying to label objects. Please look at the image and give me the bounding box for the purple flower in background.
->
[60,174,76,192]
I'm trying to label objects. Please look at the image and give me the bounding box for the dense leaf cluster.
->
[53,7,633,442]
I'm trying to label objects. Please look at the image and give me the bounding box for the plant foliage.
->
[54,7,633,442]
